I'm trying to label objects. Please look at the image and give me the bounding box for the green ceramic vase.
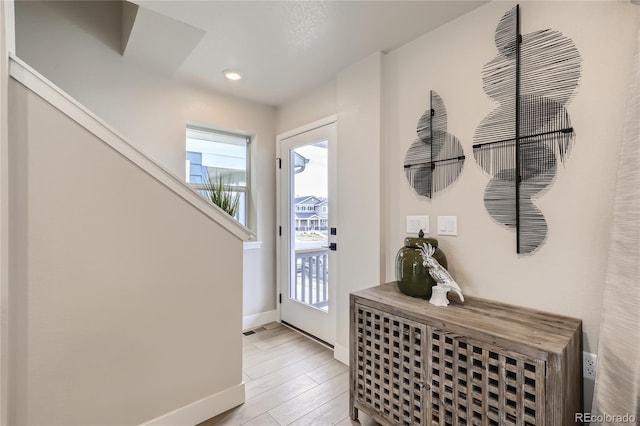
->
[395,230,448,299]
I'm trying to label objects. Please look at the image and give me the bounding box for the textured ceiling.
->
[127,1,488,106]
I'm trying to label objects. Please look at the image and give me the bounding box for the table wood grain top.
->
[352,282,582,356]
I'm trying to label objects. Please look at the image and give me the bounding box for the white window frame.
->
[186,124,251,226]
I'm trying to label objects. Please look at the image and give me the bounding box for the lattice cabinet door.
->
[353,303,428,426]
[427,329,546,426]
[350,283,582,426]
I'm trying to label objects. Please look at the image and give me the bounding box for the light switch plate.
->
[407,215,429,234]
[437,216,458,236]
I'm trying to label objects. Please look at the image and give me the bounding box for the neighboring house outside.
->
[294,196,328,231]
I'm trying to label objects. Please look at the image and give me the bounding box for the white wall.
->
[8,78,244,425]
[384,0,638,409]
[335,53,383,357]
[276,0,640,408]
[276,79,337,135]
[385,0,638,354]
[14,0,278,320]
[0,1,12,424]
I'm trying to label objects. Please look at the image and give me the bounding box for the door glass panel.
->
[289,141,329,311]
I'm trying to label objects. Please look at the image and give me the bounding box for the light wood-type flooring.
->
[199,322,379,426]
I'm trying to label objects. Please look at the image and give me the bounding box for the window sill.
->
[243,241,262,250]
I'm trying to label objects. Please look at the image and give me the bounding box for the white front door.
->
[277,117,337,345]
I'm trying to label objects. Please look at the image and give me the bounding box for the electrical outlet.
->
[583,352,597,380]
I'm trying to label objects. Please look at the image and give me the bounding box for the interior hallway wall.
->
[385,0,637,356]
[384,0,639,409]
[277,1,640,409]
[8,78,244,425]
[14,0,278,320]
[335,52,383,358]
[276,79,337,135]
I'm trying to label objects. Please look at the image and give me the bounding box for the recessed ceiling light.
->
[223,69,243,81]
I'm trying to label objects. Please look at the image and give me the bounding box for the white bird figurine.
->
[418,243,464,306]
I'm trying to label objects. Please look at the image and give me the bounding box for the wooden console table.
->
[350,282,583,425]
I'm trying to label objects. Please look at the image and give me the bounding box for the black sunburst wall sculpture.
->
[404,90,465,198]
[473,5,581,254]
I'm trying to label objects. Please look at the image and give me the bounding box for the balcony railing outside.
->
[292,247,329,311]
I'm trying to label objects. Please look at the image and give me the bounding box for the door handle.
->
[323,243,337,251]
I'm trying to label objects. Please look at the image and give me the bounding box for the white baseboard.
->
[243,310,278,330]
[141,383,245,426]
[334,343,349,365]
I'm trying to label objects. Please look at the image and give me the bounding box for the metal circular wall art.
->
[404,90,465,199]
[473,4,582,255]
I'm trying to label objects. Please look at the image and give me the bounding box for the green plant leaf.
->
[201,174,240,219]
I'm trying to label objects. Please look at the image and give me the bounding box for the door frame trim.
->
[277,115,337,142]
[275,114,337,332]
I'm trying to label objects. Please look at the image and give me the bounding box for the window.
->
[186,125,250,226]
